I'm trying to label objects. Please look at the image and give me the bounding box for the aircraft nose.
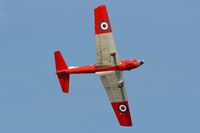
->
[139,60,144,66]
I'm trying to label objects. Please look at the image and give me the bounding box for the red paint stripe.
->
[111,101,133,126]
[94,5,112,34]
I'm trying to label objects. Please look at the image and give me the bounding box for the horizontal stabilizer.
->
[54,51,70,93]
[54,51,68,72]
[57,72,70,93]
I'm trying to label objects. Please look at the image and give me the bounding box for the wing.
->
[94,5,120,67]
[99,70,132,126]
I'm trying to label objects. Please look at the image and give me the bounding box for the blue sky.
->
[0,0,200,132]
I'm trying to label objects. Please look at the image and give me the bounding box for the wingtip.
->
[94,4,106,10]
[94,4,112,34]
[120,121,133,127]
[54,50,61,54]
[119,119,133,127]
[62,89,69,93]
[111,101,133,127]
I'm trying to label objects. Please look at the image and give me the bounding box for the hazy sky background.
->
[1,0,200,132]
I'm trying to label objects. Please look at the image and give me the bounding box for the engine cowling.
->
[118,60,142,70]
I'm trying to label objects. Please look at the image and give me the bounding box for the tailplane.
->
[54,51,70,93]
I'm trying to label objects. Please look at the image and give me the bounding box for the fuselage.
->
[57,59,143,74]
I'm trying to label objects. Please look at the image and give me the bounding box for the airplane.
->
[54,5,144,126]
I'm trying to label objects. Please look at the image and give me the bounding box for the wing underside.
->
[94,5,132,126]
[94,5,120,67]
[99,71,132,126]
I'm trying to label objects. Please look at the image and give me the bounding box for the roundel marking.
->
[118,104,128,113]
[99,21,110,31]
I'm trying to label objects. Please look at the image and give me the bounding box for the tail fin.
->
[54,51,70,93]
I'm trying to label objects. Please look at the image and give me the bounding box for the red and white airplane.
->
[54,5,144,126]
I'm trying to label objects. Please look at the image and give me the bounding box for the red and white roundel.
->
[118,104,128,113]
[100,21,109,31]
